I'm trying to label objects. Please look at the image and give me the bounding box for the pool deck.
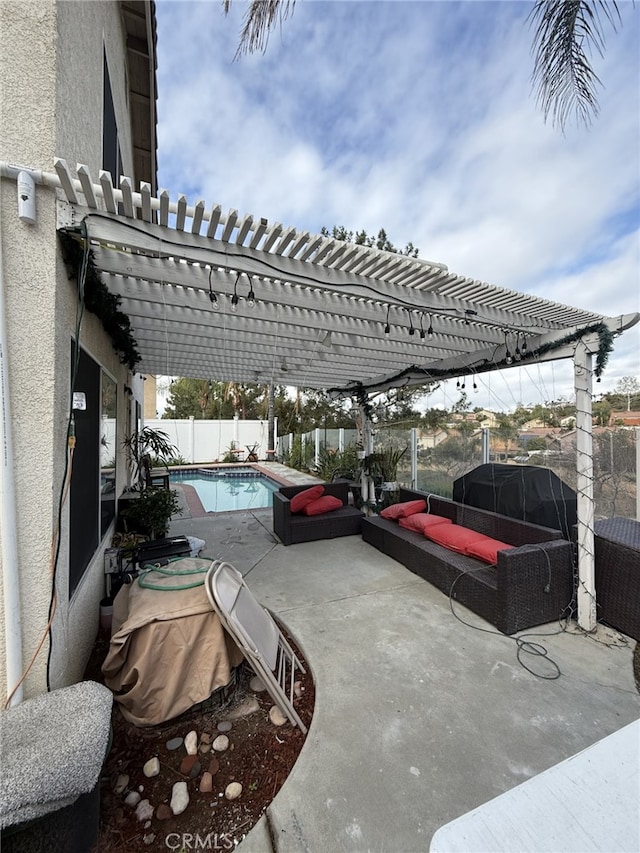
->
[167,466,640,853]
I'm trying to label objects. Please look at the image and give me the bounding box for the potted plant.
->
[120,486,183,539]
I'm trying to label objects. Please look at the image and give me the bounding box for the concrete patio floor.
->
[168,482,640,853]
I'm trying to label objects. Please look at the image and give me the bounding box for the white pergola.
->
[4,159,639,632]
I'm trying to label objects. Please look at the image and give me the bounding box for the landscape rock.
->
[143,834,156,846]
[294,680,303,698]
[200,772,213,793]
[180,754,199,775]
[269,705,287,726]
[226,696,260,719]
[166,737,183,751]
[199,732,212,744]
[142,756,160,778]
[156,804,172,821]
[200,742,211,754]
[208,757,220,776]
[114,773,129,795]
[184,730,198,755]
[225,782,242,800]
[171,781,190,816]
[216,720,232,732]
[124,791,141,807]
[135,799,154,822]
[212,734,229,752]
[249,675,266,692]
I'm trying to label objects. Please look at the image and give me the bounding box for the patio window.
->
[69,344,116,595]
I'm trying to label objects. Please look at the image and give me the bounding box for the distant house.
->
[417,429,448,449]
[0,1,157,702]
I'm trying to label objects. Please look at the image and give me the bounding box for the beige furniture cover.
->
[102,558,244,726]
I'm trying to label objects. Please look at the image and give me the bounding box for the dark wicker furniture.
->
[593,517,640,641]
[273,482,364,546]
[362,488,575,635]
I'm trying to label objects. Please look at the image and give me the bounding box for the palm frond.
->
[528,0,622,130]
[223,0,297,58]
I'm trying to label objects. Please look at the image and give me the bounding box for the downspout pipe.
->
[0,183,24,706]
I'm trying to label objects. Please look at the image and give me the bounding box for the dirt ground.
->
[86,629,314,852]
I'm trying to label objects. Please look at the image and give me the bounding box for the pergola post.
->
[574,342,597,632]
[358,402,375,513]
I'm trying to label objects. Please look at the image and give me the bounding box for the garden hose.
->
[137,557,209,591]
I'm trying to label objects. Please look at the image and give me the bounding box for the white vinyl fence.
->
[143,418,276,464]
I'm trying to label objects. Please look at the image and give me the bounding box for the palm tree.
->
[223,0,297,57]
[529,0,623,130]
[225,1,624,130]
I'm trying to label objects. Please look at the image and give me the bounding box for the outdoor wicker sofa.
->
[362,488,575,634]
[590,517,640,641]
[273,482,364,546]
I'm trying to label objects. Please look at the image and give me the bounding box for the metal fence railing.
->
[278,425,638,520]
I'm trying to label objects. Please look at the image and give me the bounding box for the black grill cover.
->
[452,464,576,539]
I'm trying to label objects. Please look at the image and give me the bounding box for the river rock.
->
[249,675,266,692]
[135,799,154,822]
[143,757,160,778]
[216,720,232,732]
[184,730,198,755]
[226,696,260,719]
[156,804,172,821]
[171,781,189,816]
[180,754,199,775]
[200,772,213,793]
[269,705,287,726]
[166,737,183,751]
[125,791,141,807]
[208,757,220,776]
[225,782,242,800]
[212,734,229,752]
[114,773,129,795]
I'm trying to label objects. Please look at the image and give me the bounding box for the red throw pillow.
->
[290,485,325,513]
[380,499,426,520]
[465,536,515,565]
[424,524,487,554]
[302,494,343,516]
[398,513,453,534]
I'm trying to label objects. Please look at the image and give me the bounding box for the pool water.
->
[170,469,279,512]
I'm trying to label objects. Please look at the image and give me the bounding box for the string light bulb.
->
[407,309,415,336]
[208,267,219,310]
[230,273,240,312]
[247,278,256,308]
[505,332,513,365]
[427,314,434,337]
[384,305,391,335]
[514,333,522,361]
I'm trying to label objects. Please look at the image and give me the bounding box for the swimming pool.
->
[170,468,280,513]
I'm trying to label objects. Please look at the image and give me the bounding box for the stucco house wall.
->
[0,1,148,701]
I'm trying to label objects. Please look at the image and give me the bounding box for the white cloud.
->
[155,0,640,411]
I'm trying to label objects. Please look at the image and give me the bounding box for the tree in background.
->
[613,376,640,412]
[320,225,418,258]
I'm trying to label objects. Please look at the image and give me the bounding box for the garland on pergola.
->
[333,322,616,403]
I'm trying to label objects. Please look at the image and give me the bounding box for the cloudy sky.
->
[154,0,639,412]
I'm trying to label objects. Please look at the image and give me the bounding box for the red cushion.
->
[290,485,325,513]
[302,494,344,516]
[398,513,453,534]
[424,524,487,554]
[380,499,426,520]
[465,536,515,565]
